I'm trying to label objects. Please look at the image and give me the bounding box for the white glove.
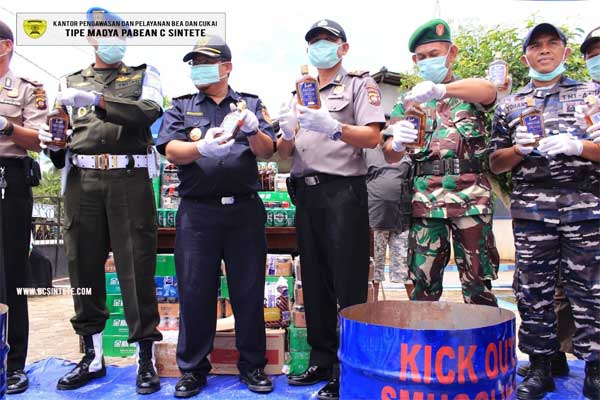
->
[574,104,590,129]
[0,116,7,131]
[587,122,600,144]
[57,88,100,108]
[514,125,535,156]
[296,104,339,138]
[233,104,259,134]
[538,133,583,157]
[196,127,234,158]
[391,120,418,152]
[278,101,298,141]
[404,81,447,104]
[38,123,72,152]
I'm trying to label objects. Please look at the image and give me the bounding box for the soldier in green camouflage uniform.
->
[383,19,499,307]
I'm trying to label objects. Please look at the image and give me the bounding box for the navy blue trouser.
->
[175,195,268,375]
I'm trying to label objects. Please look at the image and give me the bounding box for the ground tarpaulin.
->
[8,357,589,399]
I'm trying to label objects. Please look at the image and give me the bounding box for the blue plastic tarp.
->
[6,357,590,399]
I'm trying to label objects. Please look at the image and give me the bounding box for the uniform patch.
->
[33,87,47,110]
[366,86,381,106]
[261,105,272,124]
[333,84,345,95]
[186,111,204,116]
[189,127,202,141]
[436,24,445,36]
[131,73,143,81]
[77,107,88,118]
[116,76,130,82]
[6,89,18,98]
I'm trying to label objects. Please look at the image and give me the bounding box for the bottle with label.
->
[584,95,600,126]
[489,52,509,88]
[403,103,427,151]
[46,100,69,148]
[221,100,247,140]
[296,65,320,109]
[520,97,545,146]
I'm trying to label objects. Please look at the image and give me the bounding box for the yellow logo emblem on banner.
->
[23,20,47,39]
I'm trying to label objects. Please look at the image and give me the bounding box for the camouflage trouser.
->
[513,218,600,361]
[408,215,499,306]
[373,229,409,283]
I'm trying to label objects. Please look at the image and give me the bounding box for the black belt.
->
[294,173,349,187]
[0,157,24,167]
[185,193,257,205]
[415,159,482,176]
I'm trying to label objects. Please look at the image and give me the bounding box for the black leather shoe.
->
[6,370,29,395]
[288,365,332,386]
[517,352,570,377]
[174,372,206,398]
[317,377,339,400]
[583,360,600,400]
[517,355,555,400]
[57,334,106,390]
[136,341,160,395]
[240,368,273,393]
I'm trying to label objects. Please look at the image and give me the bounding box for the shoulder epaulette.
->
[239,92,258,99]
[173,93,194,100]
[347,70,369,78]
[18,76,43,86]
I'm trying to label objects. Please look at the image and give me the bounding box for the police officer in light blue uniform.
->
[157,35,276,398]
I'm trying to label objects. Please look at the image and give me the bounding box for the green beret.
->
[408,19,451,53]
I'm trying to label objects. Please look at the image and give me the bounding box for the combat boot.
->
[583,360,600,399]
[517,351,569,377]
[516,354,555,400]
[57,333,106,390]
[136,340,161,394]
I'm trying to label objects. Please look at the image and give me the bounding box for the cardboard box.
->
[104,316,129,336]
[156,254,176,276]
[294,257,301,281]
[264,276,290,329]
[158,302,180,318]
[155,331,180,377]
[209,329,285,375]
[104,253,115,273]
[288,351,310,375]
[265,254,293,276]
[368,257,375,282]
[223,299,232,317]
[217,298,223,319]
[288,324,310,352]
[103,335,136,357]
[105,272,121,294]
[106,294,124,315]
[292,310,306,328]
[294,286,303,306]
[220,276,294,300]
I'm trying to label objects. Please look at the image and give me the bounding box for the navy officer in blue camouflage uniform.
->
[157,35,275,398]
[489,23,600,400]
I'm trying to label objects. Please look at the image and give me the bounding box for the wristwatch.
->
[329,121,343,141]
[0,121,14,137]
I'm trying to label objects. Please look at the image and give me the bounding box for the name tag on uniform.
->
[505,100,528,113]
[186,111,204,116]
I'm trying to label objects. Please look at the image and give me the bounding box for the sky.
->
[2,0,599,116]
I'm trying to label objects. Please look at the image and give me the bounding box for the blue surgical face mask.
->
[526,51,566,82]
[308,40,341,69]
[96,41,126,64]
[586,54,600,82]
[190,63,223,86]
[416,52,450,83]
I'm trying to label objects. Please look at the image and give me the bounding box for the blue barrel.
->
[339,301,516,400]
[0,303,8,398]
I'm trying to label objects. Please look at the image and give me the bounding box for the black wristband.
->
[0,121,14,137]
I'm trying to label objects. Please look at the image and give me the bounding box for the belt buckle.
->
[95,154,110,170]
[304,176,320,186]
[221,196,235,205]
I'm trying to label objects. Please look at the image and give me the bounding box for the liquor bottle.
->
[520,97,545,146]
[296,65,320,109]
[489,52,509,88]
[403,103,427,151]
[221,100,247,140]
[584,95,600,126]
[46,100,69,148]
